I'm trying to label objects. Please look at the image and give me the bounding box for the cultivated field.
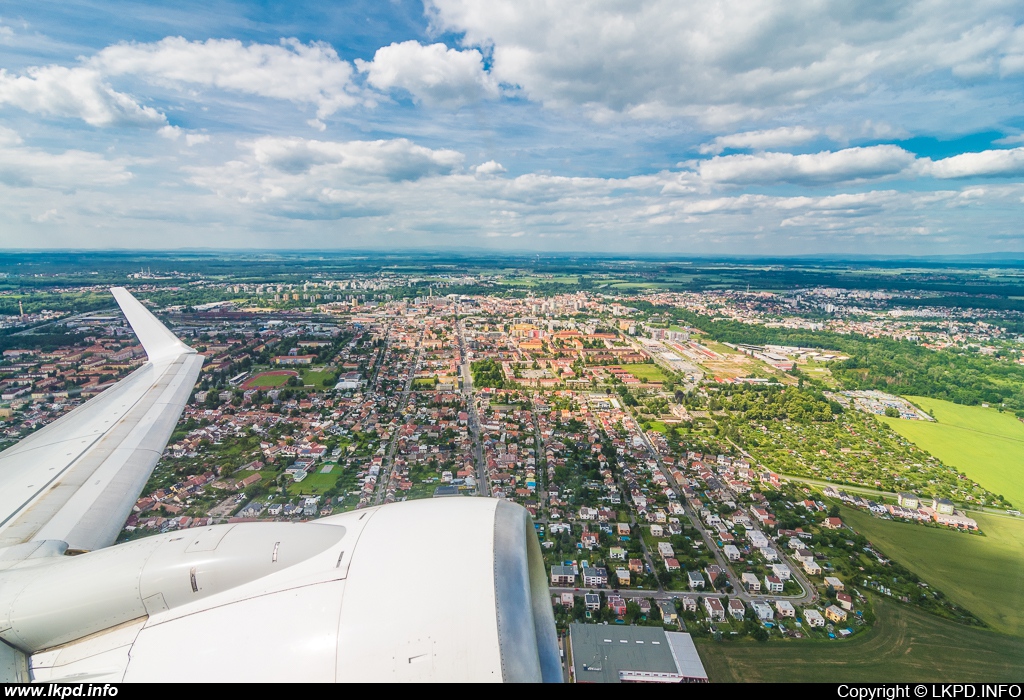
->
[879,396,1024,508]
[842,508,1024,637]
[696,596,1024,682]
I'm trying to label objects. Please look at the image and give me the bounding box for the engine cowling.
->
[3,498,560,683]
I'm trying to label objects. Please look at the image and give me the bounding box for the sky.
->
[1,1,1024,256]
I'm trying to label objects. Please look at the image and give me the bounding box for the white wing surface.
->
[0,288,203,552]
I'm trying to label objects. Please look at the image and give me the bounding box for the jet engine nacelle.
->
[1,498,560,683]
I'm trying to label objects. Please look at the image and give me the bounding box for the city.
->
[1,255,1021,681]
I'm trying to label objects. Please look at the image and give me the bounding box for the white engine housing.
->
[0,498,560,683]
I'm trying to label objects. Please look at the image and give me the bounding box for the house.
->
[560,592,575,607]
[657,541,675,559]
[727,599,746,620]
[764,575,784,593]
[794,549,815,565]
[615,568,631,586]
[771,563,792,581]
[665,557,681,572]
[608,596,628,617]
[616,523,631,536]
[741,572,761,592]
[824,576,844,591]
[775,600,796,618]
[551,565,576,586]
[804,609,825,627]
[704,597,725,622]
[680,596,697,613]
[629,558,644,574]
[658,600,678,622]
[748,531,769,549]
[803,560,822,576]
[581,566,608,587]
[759,547,779,562]
[837,592,854,611]
[751,601,773,621]
[723,544,741,561]
[687,571,705,589]
[609,546,627,560]
[825,605,848,623]
[584,593,601,611]
[933,498,955,515]
[705,565,724,585]
[650,524,664,537]
[823,517,843,530]
[897,492,920,509]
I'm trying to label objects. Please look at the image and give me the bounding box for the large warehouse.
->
[568,624,708,683]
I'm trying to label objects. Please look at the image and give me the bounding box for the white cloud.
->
[698,145,916,185]
[994,133,1024,145]
[921,147,1024,178]
[0,128,132,189]
[93,37,362,119]
[473,160,506,176]
[699,126,819,154]
[185,133,211,147]
[0,64,165,127]
[158,125,182,140]
[427,0,1024,120]
[357,41,499,107]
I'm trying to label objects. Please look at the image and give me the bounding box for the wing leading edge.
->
[0,288,203,552]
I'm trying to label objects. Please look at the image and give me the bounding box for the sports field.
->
[696,596,1024,682]
[621,363,669,383]
[842,508,1024,637]
[241,370,297,389]
[879,396,1024,508]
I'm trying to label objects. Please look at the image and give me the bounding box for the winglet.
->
[110,287,195,364]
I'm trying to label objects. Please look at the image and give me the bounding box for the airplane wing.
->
[0,288,203,552]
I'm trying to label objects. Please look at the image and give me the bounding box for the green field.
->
[842,508,1024,637]
[879,396,1024,508]
[244,371,296,388]
[286,471,339,496]
[621,363,669,382]
[301,369,336,388]
[697,596,1024,682]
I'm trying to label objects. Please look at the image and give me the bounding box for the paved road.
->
[456,317,488,496]
[620,398,816,605]
[372,333,423,506]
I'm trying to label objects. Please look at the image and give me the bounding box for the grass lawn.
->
[647,421,668,434]
[879,396,1024,508]
[842,507,1024,637]
[301,369,336,388]
[621,363,669,383]
[696,596,1024,682]
[286,471,338,496]
[242,370,297,388]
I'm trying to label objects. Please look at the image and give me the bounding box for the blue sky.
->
[1,0,1024,255]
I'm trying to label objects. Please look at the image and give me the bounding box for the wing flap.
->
[0,290,202,551]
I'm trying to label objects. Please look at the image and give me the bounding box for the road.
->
[456,316,488,496]
[618,396,816,605]
[372,333,423,506]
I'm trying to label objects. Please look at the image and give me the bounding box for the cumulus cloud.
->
[0,127,132,189]
[427,0,1024,120]
[699,126,819,154]
[697,145,916,185]
[357,41,499,107]
[93,37,362,119]
[921,147,1024,178]
[473,160,506,176]
[0,64,165,127]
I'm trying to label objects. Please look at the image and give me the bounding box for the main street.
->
[456,316,488,496]
[372,332,424,506]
